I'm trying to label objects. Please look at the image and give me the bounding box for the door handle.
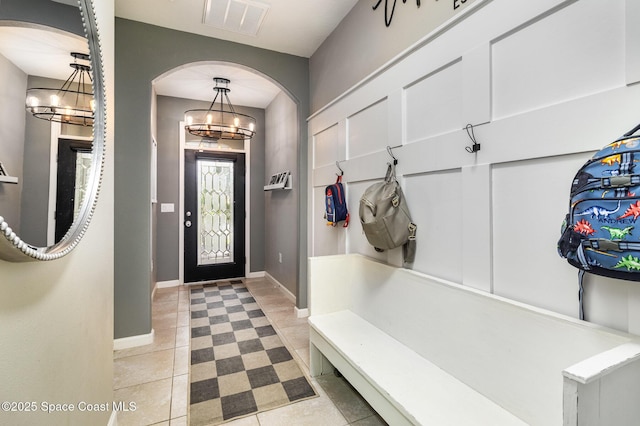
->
[184,220,192,228]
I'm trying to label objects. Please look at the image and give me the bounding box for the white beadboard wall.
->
[308,0,640,333]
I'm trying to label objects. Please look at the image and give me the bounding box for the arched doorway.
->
[151,62,300,288]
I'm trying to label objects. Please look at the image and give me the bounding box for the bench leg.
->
[310,342,333,377]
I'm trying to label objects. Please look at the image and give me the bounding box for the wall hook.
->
[464,124,481,153]
[386,145,398,165]
[335,161,344,176]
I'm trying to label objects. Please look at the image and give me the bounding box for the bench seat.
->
[308,254,640,425]
[309,310,526,426]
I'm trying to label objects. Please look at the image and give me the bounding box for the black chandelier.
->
[25,52,94,126]
[184,77,256,141]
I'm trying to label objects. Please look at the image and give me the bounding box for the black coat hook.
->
[335,161,344,176]
[465,124,481,153]
[386,146,398,165]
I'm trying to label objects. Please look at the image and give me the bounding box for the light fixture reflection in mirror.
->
[26,51,94,127]
[0,0,106,262]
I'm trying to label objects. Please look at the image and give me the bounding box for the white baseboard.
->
[151,280,180,303]
[295,307,309,318]
[107,410,118,426]
[157,279,180,288]
[246,271,266,279]
[265,272,296,303]
[113,329,154,351]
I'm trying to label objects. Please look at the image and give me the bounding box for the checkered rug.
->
[188,280,317,425]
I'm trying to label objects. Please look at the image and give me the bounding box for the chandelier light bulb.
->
[249,122,255,132]
[233,117,239,127]
[186,115,193,125]
[50,95,60,107]
[206,114,213,124]
[27,96,39,108]
[90,99,96,112]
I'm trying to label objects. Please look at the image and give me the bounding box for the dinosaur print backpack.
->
[558,122,640,318]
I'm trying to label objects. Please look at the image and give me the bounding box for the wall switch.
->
[279,252,282,263]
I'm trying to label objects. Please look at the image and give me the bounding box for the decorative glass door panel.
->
[184,150,245,283]
[74,152,92,217]
[197,159,234,265]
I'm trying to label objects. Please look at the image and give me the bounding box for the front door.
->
[55,138,92,243]
[184,150,246,282]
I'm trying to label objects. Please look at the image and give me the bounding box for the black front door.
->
[184,150,246,282]
[55,138,91,243]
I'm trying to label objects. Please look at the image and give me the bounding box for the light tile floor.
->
[113,278,387,426]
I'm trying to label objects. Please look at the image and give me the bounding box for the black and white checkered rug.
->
[188,280,317,425]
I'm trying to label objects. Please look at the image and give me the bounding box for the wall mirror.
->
[0,0,105,262]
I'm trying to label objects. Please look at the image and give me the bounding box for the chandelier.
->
[25,52,94,127]
[184,77,256,141]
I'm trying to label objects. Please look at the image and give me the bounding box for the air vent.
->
[203,0,270,36]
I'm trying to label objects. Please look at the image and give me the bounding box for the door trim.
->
[47,122,93,246]
[178,121,252,285]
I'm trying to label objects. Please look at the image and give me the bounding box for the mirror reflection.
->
[0,21,93,248]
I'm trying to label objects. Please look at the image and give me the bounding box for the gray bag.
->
[359,163,417,263]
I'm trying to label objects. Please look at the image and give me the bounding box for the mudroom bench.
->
[308,254,640,425]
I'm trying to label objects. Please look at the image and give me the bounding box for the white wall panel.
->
[462,43,491,127]
[308,0,640,334]
[492,0,625,120]
[405,171,463,282]
[492,153,592,317]
[584,275,629,332]
[405,60,463,143]
[462,164,492,291]
[313,124,339,168]
[348,99,388,159]
[626,0,640,85]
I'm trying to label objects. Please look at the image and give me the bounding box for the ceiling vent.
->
[203,0,270,36]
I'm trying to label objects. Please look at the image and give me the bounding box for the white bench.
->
[308,254,640,425]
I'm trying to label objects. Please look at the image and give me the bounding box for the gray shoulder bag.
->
[359,163,417,264]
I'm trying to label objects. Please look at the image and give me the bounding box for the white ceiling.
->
[0,0,357,109]
[0,25,89,82]
[115,0,357,58]
[154,63,282,108]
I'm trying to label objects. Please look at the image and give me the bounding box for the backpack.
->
[325,175,349,227]
[557,122,640,319]
[359,162,417,263]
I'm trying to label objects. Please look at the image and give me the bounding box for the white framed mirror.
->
[0,0,105,261]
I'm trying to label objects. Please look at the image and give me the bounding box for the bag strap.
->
[384,162,396,183]
[403,222,417,264]
[624,123,640,137]
[583,239,640,252]
[578,269,586,321]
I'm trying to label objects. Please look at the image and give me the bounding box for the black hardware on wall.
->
[373,0,421,27]
[464,124,481,153]
[386,145,398,165]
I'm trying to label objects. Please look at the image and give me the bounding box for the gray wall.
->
[310,0,478,113]
[20,76,52,246]
[155,95,265,282]
[0,53,26,233]
[115,18,309,339]
[0,0,83,35]
[265,91,298,296]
